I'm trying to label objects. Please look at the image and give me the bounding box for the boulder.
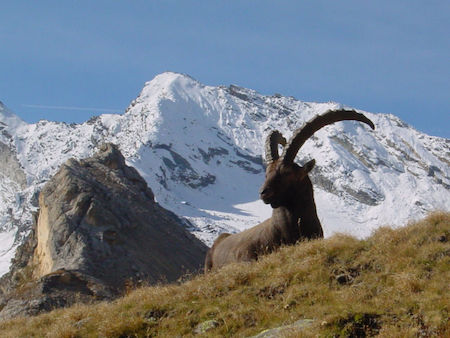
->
[0,143,207,319]
[252,319,315,337]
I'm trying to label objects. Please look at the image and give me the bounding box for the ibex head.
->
[259,109,375,209]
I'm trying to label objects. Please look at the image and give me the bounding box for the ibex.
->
[205,109,375,271]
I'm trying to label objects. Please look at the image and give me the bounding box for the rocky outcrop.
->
[0,143,207,320]
[0,141,27,189]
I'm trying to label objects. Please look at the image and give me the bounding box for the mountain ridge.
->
[1,72,449,276]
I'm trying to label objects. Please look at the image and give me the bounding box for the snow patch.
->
[0,72,449,276]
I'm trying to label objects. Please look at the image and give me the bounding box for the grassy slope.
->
[0,212,449,337]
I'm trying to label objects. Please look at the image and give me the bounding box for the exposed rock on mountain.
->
[0,143,207,319]
[0,142,26,189]
[0,73,449,276]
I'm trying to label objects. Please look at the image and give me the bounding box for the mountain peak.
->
[0,75,449,279]
[147,71,198,84]
[141,72,203,98]
[0,101,27,132]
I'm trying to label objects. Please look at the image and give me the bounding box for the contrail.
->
[22,104,122,113]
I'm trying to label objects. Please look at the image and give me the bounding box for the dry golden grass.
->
[0,212,448,337]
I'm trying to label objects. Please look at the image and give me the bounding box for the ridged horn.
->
[264,130,287,164]
[281,109,375,164]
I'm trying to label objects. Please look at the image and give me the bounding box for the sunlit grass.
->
[0,212,448,337]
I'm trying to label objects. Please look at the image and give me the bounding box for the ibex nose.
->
[259,188,273,203]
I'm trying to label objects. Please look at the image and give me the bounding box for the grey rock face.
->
[0,269,115,321]
[252,319,315,337]
[0,142,27,189]
[155,143,217,189]
[0,143,207,319]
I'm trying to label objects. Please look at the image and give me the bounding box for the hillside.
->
[0,212,448,337]
[1,72,449,276]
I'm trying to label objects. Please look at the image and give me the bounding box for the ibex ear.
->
[304,159,315,174]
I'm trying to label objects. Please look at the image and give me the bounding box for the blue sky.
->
[1,1,448,137]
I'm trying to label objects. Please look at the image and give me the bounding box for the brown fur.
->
[205,159,321,271]
[205,110,374,272]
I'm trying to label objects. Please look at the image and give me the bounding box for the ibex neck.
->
[271,207,300,244]
[276,186,323,239]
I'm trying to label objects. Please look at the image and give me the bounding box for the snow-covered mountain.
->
[1,72,449,276]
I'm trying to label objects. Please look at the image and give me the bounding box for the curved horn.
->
[264,130,287,164]
[282,109,375,164]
